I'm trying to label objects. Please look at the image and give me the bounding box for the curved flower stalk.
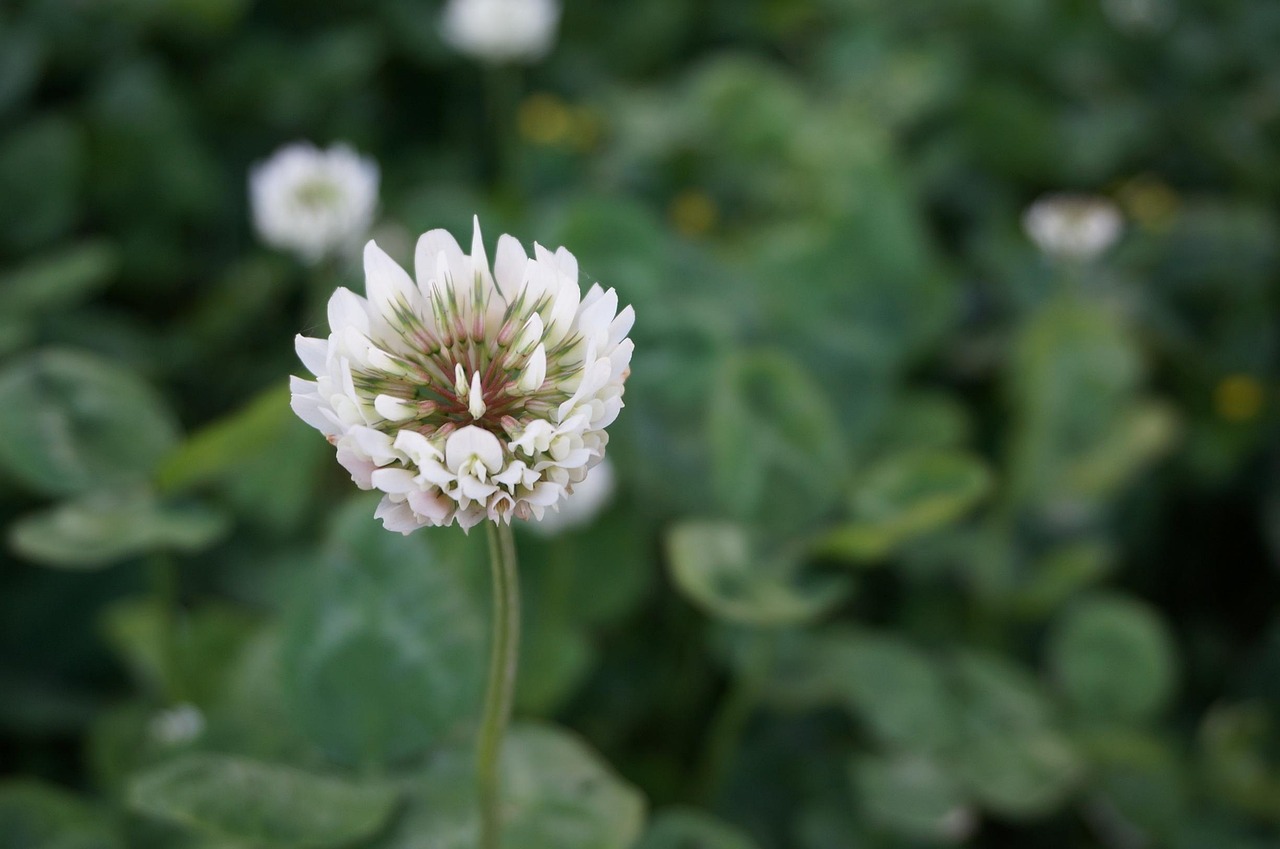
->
[290,216,633,532]
[441,0,561,64]
[250,142,379,265]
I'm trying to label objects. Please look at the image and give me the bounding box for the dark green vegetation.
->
[2,1,1279,847]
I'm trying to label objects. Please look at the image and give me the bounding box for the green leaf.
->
[9,490,227,569]
[0,780,122,849]
[515,619,595,715]
[373,723,646,849]
[851,755,974,843]
[157,382,329,531]
[820,450,992,561]
[708,351,846,526]
[948,653,1082,817]
[0,241,118,319]
[100,599,257,706]
[279,497,486,768]
[1048,594,1178,723]
[127,754,398,848]
[667,521,849,626]
[635,807,761,849]
[832,633,959,753]
[0,349,179,496]
[0,113,83,250]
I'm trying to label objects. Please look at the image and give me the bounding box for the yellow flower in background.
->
[1118,175,1180,234]
[669,191,718,239]
[1214,375,1264,422]
[518,93,573,146]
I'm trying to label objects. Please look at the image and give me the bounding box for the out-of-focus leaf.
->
[1012,541,1114,617]
[156,382,292,493]
[0,780,122,849]
[819,450,992,562]
[1078,730,1189,841]
[851,754,974,843]
[1007,297,1150,515]
[9,490,227,570]
[280,496,486,768]
[708,350,846,525]
[157,382,327,531]
[875,392,973,453]
[948,653,1082,818]
[373,723,645,849]
[667,521,848,626]
[635,807,761,849]
[0,112,83,250]
[1200,702,1280,819]
[127,754,398,848]
[0,349,179,496]
[515,619,594,716]
[0,241,118,318]
[1048,594,1178,723]
[833,633,959,753]
[101,599,257,707]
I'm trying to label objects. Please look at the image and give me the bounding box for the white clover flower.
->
[1022,193,1124,261]
[291,217,634,533]
[250,142,379,265]
[527,456,616,536]
[441,0,560,64]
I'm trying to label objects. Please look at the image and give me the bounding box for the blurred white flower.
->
[290,216,634,532]
[250,142,379,265]
[527,456,616,536]
[149,703,205,746]
[1022,193,1124,261]
[441,0,560,64]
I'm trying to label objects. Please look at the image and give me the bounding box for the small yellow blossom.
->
[669,191,718,239]
[1214,375,1264,422]
[518,93,572,146]
[1117,175,1179,234]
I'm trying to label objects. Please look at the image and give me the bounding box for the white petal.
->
[393,430,443,465]
[446,425,504,473]
[468,371,487,419]
[295,335,330,377]
[371,467,419,494]
[415,228,467,294]
[363,240,418,317]
[494,234,528,301]
[327,287,370,336]
[469,215,495,290]
[375,496,422,535]
[608,303,635,348]
[517,344,546,394]
[374,394,415,422]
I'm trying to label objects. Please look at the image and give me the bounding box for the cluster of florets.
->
[290,218,633,532]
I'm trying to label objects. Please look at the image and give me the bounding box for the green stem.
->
[695,630,774,804]
[478,522,521,849]
[148,553,184,704]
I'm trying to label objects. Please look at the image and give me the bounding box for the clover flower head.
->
[441,0,560,64]
[1022,193,1124,261]
[250,142,379,265]
[290,217,634,533]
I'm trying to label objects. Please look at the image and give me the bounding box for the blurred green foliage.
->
[2,0,1279,847]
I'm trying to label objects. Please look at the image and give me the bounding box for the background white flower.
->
[1022,193,1124,261]
[526,457,616,536]
[250,142,379,265]
[291,217,633,532]
[441,0,561,64]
